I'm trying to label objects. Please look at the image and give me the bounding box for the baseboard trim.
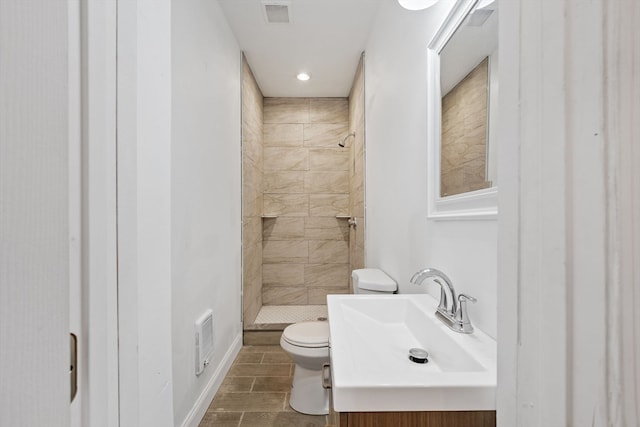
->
[179,332,243,427]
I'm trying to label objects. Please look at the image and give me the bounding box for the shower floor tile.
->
[253,305,328,324]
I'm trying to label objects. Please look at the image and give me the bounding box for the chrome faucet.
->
[410,268,458,316]
[410,268,477,334]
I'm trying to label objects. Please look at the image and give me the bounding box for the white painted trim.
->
[429,0,478,55]
[604,0,640,424]
[81,2,120,425]
[495,0,519,425]
[498,0,640,425]
[426,0,498,220]
[115,2,140,422]
[179,333,243,427]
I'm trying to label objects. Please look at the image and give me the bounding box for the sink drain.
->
[408,348,429,364]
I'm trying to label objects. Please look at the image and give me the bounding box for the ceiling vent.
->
[467,9,494,27]
[262,1,291,24]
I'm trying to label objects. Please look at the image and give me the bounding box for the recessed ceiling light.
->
[296,72,311,81]
[398,0,439,10]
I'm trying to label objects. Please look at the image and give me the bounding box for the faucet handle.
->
[458,294,477,304]
[433,278,449,314]
[455,294,476,333]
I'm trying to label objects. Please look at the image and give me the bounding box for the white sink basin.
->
[327,294,496,412]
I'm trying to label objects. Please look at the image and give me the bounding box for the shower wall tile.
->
[243,123,263,166]
[243,241,262,325]
[303,123,349,147]
[263,286,308,305]
[263,240,308,264]
[309,98,349,123]
[348,55,365,283]
[243,157,263,217]
[262,97,353,306]
[263,264,305,287]
[309,194,349,217]
[263,194,309,217]
[304,264,349,288]
[262,217,305,241]
[308,240,349,264]
[304,217,349,241]
[264,98,310,124]
[351,144,365,217]
[242,55,264,326]
[243,216,263,246]
[263,148,308,171]
[308,287,348,305]
[351,219,365,271]
[350,190,365,220]
[244,242,263,290]
[264,124,303,147]
[263,172,305,194]
[304,171,350,194]
[308,148,350,171]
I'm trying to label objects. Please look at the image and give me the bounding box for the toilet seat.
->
[282,321,329,348]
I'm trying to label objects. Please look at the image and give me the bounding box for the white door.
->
[69,2,83,425]
[1,2,120,426]
[0,2,73,425]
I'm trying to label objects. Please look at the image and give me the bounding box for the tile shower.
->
[242,54,365,329]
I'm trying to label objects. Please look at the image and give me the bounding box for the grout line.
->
[212,346,327,424]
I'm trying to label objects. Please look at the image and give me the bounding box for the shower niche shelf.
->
[261,215,278,219]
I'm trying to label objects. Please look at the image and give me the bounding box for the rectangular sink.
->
[327,294,496,412]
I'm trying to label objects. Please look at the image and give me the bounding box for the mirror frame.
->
[427,0,498,220]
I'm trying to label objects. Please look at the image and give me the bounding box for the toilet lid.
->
[282,321,329,348]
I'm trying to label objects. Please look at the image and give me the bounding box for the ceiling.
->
[217,0,382,98]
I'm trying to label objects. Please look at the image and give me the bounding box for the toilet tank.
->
[352,268,397,294]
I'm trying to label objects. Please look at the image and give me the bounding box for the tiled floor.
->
[199,345,328,427]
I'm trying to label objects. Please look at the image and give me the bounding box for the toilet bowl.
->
[280,269,396,415]
[280,321,330,415]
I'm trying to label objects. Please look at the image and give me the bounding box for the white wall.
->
[171,1,243,426]
[364,1,497,338]
[117,1,175,425]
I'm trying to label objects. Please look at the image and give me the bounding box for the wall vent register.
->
[195,310,214,376]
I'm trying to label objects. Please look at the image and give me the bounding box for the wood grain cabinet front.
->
[335,410,496,427]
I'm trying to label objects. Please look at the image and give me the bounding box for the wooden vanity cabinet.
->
[334,410,496,427]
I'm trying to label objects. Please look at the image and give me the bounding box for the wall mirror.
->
[427,0,498,220]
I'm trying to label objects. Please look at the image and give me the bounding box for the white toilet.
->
[280,268,397,415]
[351,268,398,295]
[280,320,330,415]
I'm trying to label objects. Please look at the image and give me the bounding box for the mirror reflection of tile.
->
[440,57,492,197]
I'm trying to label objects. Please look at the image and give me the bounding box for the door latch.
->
[70,333,77,403]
